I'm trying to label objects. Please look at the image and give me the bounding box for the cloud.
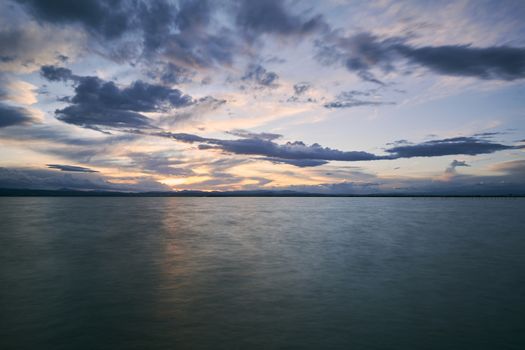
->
[0,123,137,147]
[260,157,329,167]
[273,158,525,196]
[159,96,226,127]
[41,66,194,130]
[14,0,325,71]
[445,160,470,174]
[206,138,381,162]
[384,136,522,158]
[396,44,525,81]
[15,0,132,39]
[318,32,525,82]
[50,71,193,112]
[127,152,195,176]
[146,63,194,85]
[0,102,35,127]
[242,64,279,88]
[315,32,396,84]
[288,82,316,103]
[139,0,178,52]
[324,89,395,109]
[0,24,81,73]
[235,0,326,39]
[0,75,38,105]
[277,173,525,196]
[226,129,282,141]
[323,95,396,109]
[152,131,382,163]
[17,1,524,83]
[0,167,170,192]
[147,131,522,167]
[160,1,238,69]
[47,164,98,173]
[16,0,235,69]
[490,159,525,177]
[56,104,154,131]
[449,159,469,167]
[0,123,142,166]
[40,65,75,81]
[293,82,310,95]
[162,27,237,69]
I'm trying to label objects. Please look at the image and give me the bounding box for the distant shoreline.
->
[0,188,523,198]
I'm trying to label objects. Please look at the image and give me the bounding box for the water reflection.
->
[1,197,524,349]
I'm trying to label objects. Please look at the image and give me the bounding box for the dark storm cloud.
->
[41,66,194,130]
[385,136,522,158]
[0,102,35,127]
[47,164,98,172]
[318,32,525,82]
[15,0,132,39]
[242,64,279,87]
[235,0,326,38]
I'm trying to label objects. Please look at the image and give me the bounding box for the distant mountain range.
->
[0,188,523,197]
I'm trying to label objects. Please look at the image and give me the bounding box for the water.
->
[1,197,524,349]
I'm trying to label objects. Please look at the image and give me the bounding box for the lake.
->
[1,197,524,349]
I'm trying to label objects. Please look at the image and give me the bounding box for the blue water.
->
[1,197,524,349]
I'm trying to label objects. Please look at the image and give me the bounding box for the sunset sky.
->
[1,0,524,194]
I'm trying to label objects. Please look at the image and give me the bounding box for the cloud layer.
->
[0,0,524,193]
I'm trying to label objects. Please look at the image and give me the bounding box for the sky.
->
[0,0,524,194]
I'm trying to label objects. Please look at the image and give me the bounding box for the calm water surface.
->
[1,197,524,349]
